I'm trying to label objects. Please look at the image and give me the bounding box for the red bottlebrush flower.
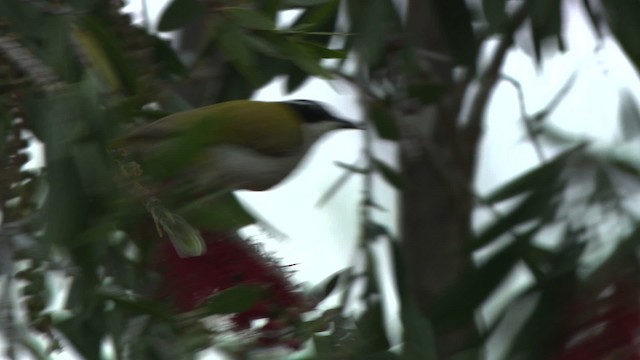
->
[553,278,640,360]
[155,230,314,347]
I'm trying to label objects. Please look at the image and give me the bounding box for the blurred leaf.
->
[157,0,205,32]
[226,7,275,30]
[601,0,640,76]
[316,161,361,207]
[72,26,120,88]
[363,352,402,360]
[356,300,390,353]
[372,158,404,190]
[285,0,335,6]
[401,297,437,360]
[42,16,80,82]
[483,146,578,203]
[309,269,348,302]
[431,0,478,70]
[286,66,309,93]
[56,316,102,360]
[618,89,640,140]
[152,36,188,77]
[390,236,437,359]
[98,286,175,322]
[581,0,603,38]
[217,23,260,82]
[180,192,256,230]
[198,285,266,315]
[291,0,339,39]
[483,0,508,32]
[348,0,401,67]
[369,102,399,141]
[313,334,334,356]
[432,228,535,331]
[473,186,558,251]
[365,221,390,240]
[406,83,446,105]
[504,270,577,359]
[529,0,565,64]
[80,17,138,94]
[299,40,347,59]
[335,161,368,174]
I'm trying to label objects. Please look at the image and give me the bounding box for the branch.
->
[463,3,529,136]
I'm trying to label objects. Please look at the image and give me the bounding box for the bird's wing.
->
[113,100,303,155]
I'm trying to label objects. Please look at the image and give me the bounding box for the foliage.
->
[1,0,640,359]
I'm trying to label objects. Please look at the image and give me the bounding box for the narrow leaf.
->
[369,102,399,141]
[483,0,508,32]
[157,0,205,32]
[372,158,404,190]
[483,146,579,203]
[431,0,478,70]
[198,285,266,315]
[226,7,275,30]
[309,269,348,302]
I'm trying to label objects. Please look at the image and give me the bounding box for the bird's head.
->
[281,100,362,148]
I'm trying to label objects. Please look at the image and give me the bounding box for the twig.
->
[501,74,546,161]
[463,3,529,136]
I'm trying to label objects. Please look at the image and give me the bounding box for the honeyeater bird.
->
[114,99,360,195]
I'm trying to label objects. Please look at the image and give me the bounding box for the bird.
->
[114,99,361,197]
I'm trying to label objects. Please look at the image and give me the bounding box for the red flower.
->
[155,231,314,347]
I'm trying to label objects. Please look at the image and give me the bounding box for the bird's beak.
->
[334,117,365,130]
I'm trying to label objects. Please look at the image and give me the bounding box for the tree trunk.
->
[398,0,478,357]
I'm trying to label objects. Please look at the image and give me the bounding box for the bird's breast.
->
[193,144,307,191]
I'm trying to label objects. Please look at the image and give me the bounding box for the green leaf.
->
[157,0,205,32]
[401,298,437,360]
[299,41,347,59]
[473,186,557,251]
[180,192,256,231]
[284,0,335,7]
[431,228,535,332]
[364,352,403,360]
[618,89,640,140]
[226,7,275,30]
[291,0,340,35]
[431,0,478,70]
[316,160,361,207]
[286,66,309,93]
[356,300,391,354]
[313,334,334,356]
[406,83,446,105]
[529,0,565,64]
[309,269,348,302]
[217,23,259,81]
[152,36,188,77]
[98,286,175,322]
[482,146,579,203]
[350,0,401,67]
[581,0,603,38]
[79,17,139,94]
[601,0,640,76]
[504,269,577,360]
[372,158,404,190]
[482,0,508,32]
[369,102,399,141]
[198,285,266,315]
